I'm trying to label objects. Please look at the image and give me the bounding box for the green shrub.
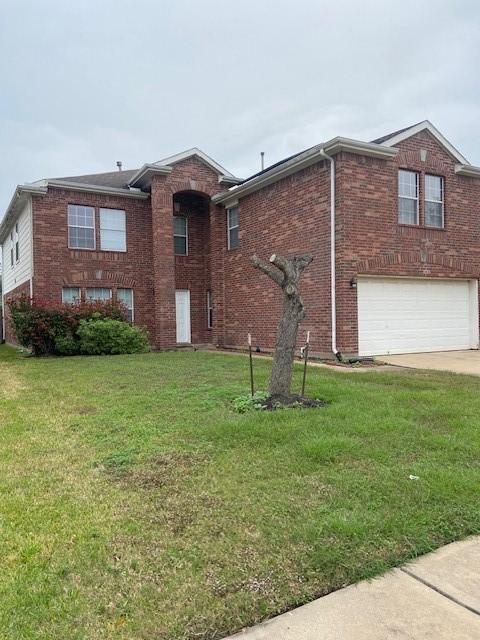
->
[54,335,80,356]
[77,318,149,355]
[233,391,270,413]
[7,296,137,356]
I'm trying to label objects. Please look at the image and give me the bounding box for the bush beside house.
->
[7,296,149,356]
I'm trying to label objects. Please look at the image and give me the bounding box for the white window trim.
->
[117,288,134,323]
[425,174,444,229]
[207,290,213,329]
[68,204,96,250]
[398,170,419,225]
[99,208,127,252]
[62,287,81,304]
[85,287,112,301]
[227,207,239,250]
[14,223,19,263]
[10,231,14,268]
[173,215,188,256]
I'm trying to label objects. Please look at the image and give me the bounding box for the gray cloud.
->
[1,0,479,216]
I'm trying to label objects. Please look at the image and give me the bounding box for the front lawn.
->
[0,345,479,639]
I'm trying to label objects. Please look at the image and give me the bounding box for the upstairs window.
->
[227,207,239,249]
[173,216,188,255]
[117,288,134,323]
[425,175,444,228]
[398,170,419,225]
[62,287,80,304]
[86,287,112,302]
[15,223,19,262]
[10,231,13,267]
[68,204,95,249]
[100,208,126,251]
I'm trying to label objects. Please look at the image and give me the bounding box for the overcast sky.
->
[1,0,479,218]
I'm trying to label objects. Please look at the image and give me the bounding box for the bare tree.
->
[251,253,313,397]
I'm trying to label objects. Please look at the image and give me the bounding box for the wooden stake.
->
[248,333,254,396]
[301,331,310,397]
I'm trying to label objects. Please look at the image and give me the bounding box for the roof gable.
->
[154,147,236,178]
[375,120,469,164]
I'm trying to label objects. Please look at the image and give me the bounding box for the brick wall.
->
[220,162,332,355]
[25,133,480,356]
[32,187,157,340]
[31,157,226,350]
[150,157,225,347]
[336,130,480,353]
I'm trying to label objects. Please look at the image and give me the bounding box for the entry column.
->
[151,175,177,348]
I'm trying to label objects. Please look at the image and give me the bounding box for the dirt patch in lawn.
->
[261,394,327,410]
[108,451,210,491]
[0,364,26,399]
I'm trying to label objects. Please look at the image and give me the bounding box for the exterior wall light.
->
[350,277,357,289]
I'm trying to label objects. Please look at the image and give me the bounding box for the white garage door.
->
[357,277,479,356]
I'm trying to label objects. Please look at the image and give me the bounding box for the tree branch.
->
[251,255,284,286]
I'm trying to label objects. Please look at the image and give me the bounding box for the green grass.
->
[0,344,479,639]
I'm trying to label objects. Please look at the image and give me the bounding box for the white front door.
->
[357,277,479,356]
[175,290,191,343]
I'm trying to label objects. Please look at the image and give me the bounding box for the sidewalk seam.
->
[400,567,480,617]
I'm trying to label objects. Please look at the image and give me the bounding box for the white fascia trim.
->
[128,164,172,188]
[455,164,480,178]
[323,136,398,159]
[212,138,396,205]
[47,180,150,199]
[0,185,47,243]
[380,120,469,165]
[219,175,243,186]
[154,147,237,178]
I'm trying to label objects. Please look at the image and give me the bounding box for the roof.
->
[213,120,472,205]
[237,145,319,185]
[52,169,138,190]
[370,122,424,144]
[370,120,469,164]
[153,147,237,179]
[213,136,397,206]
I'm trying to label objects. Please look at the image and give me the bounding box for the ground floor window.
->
[117,288,134,323]
[207,290,213,329]
[62,287,81,304]
[86,287,112,302]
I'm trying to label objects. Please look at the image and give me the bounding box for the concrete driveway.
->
[380,350,480,376]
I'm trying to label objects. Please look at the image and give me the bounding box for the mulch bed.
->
[259,393,327,410]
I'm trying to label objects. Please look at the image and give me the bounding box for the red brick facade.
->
[4,130,480,355]
[336,130,480,354]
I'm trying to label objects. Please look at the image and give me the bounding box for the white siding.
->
[1,199,33,295]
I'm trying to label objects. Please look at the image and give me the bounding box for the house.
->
[1,121,480,357]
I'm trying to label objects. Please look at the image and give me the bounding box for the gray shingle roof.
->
[53,169,139,189]
[370,122,423,145]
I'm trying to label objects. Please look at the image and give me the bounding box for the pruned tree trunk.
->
[251,253,313,397]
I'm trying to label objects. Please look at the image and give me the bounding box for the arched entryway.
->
[172,190,212,345]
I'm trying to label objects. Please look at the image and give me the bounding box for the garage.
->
[357,277,479,356]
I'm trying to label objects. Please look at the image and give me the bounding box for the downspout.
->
[319,149,338,358]
[29,196,34,299]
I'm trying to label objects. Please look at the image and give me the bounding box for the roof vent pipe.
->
[116,161,122,172]
[260,152,265,171]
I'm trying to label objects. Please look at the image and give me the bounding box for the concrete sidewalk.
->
[224,537,480,639]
